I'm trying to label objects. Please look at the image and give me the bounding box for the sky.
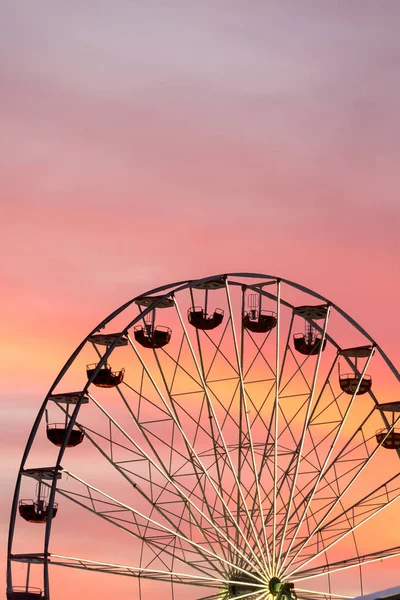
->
[1,1,399,599]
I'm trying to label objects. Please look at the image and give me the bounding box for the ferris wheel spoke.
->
[234,304,275,544]
[269,355,335,519]
[296,589,352,599]
[271,383,344,534]
[235,285,284,568]
[279,348,376,573]
[195,590,267,600]
[162,336,241,561]
[90,338,223,549]
[56,468,268,583]
[86,392,260,575]
[40,477,218,576]
[240,311,296,557]
[87,390,212,508]
[225,279,272,574]
[195,324,242,437]
[221,442,270,565]
[266,455,321,533]
[144,350,231,558]
[305,419,375,501]
[260,335,328,524]
[263,317,337,559]
[262,394,314,531]
[291,544,400,583]
[126,334,235,542]
[292,412,400,550]
[271,279,282,573]
[280,400,385,569]
[239,409,279,560]
[125,333,267,577]
[14,552,262,589]
[297,597,331,600]
[283,471,400,579]
[73,401,226,572]
[173,295,269,575]
[220,591,268,600]
[231,402,296,563]
[92,340,221,522]
[247,288,289,453]
[63,412,195,516]
[276,308,331,571]
[41,553,266,592]
[295,408,400,521]
[141,467,216,568]
[140,322,234,544]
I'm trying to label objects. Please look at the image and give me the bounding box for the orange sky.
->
[1,2,400,599]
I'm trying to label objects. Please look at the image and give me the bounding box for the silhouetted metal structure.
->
[7,273,400,600]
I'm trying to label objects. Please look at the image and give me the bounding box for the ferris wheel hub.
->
[269,577,296,600]
[269,576,282,595]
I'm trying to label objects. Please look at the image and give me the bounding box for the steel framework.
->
[7,273,400,600]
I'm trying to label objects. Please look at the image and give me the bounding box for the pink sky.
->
[1,1,399,599]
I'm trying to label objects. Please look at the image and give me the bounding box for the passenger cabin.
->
[86,363,125,388]
[134,296,173,349]
[339,373,372,395]
[243,310,277,333]
[46,423,84,447]
[243,292,277,333]
[134,325,172,348]
[339,346,374,396]
[88,333,128,347]
[293,304,328,356]
[7,588,43,600]
[46,393,86,449]
[293,333,326,356]
[188,278,225,332]
[19,500,58,523]
[135,295,175,309]
[375,401,400,450]
[191,277,226,291]
[48,392,89,405]
[188,307,224,330]
[376,429,400,449]
[19,468,61,524]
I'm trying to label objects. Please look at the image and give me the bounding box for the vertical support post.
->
[25,562,31,592]
[65,402,69,428]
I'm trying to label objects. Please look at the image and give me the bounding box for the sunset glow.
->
[1,3,400,600]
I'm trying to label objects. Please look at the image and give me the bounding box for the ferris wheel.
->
[7,273,400,600]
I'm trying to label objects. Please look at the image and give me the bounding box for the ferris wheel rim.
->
[7,272,400,600]
[111,272,398,380]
